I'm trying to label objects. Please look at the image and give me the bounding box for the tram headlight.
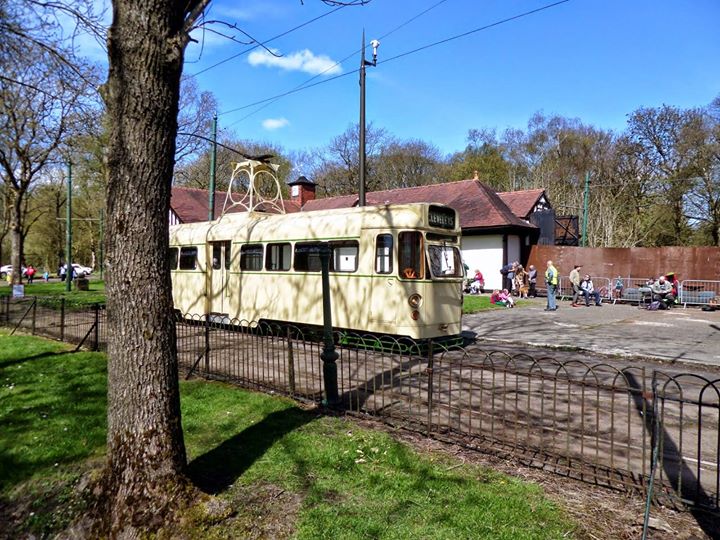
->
[408,293,423,309]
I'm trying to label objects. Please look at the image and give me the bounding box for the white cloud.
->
[248,49,342,76]
[262,118,289,131]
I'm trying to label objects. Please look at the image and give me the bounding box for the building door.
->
[209,241,231,315]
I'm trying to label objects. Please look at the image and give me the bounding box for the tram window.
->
[266,243,291,271]
[224,241,232,270]
[240,244,263,271]
[168,247,179,270]
[398,231,423,279]
[179,246,198,270]
[330,241,358,272]
[294,242,322,272]
[375,234,393,274]
[428,245,463,278]
[212,244,222,270]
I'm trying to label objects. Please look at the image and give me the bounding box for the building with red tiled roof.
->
[170,186,300,225]
[497,189,556,245]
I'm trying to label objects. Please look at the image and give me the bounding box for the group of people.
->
[499,261,538,299]
[568,264,603,307]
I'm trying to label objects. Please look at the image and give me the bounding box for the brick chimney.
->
[288,175,316,208]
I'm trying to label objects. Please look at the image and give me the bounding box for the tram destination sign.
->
[428,205,456,230]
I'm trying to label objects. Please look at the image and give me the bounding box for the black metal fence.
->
[2,296,718,513]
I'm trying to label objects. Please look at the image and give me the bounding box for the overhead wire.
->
[218,0,571,119]
[191,5,347,77]
[222,0,452,128]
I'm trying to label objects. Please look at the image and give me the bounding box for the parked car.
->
[0,264,27,279]
[71,263,93,278]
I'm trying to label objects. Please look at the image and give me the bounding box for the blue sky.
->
[99,1,720,156]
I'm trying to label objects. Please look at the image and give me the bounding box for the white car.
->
[0,264,27,279]
[71,263,93,277]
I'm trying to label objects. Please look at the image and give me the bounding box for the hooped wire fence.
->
[1,296,718,513]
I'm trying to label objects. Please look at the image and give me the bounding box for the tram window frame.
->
[294,242,322,272]
[375,234,393,274]
[224,241,232,270]
[330,240,359,273]
[212,244,222,270]
[168,247,179,270]
[179,246,198,270]
[428,244,464,278]
[266,242,292,271]
[398,231,423,279]
[240,244,264,271]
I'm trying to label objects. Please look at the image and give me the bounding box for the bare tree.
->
[0,40,96,283]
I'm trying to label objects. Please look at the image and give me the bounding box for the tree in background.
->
[0,37,96,283]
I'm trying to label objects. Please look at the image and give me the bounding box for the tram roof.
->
[169,202,457,244]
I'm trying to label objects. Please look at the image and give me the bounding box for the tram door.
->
[209,241,231,315]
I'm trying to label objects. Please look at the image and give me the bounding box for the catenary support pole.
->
[66,162,72,291]
[581,171,590,247]
[358,31,367,207]
[209,113,218,221]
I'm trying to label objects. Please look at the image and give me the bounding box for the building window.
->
[266,243,291,271]
[240,244,263,271]
[179,246,198,270]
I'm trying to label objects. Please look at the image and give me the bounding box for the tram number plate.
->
[428,206,455,229]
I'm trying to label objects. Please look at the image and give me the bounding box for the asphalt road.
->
[462,296,720,370]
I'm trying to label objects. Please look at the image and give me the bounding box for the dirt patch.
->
[347,415,719,540]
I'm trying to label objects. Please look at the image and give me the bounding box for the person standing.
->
[26,265,36,284]
[544,260,559,311]
[528,265,537,297]
[569,264,582,307]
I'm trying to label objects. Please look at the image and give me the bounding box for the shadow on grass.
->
[188,407,316,495]
[0,350,70,370]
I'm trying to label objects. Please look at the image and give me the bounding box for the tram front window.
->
[428,245,463,278]
[399,231,422,279]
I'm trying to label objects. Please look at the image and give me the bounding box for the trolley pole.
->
[65,162,72,292]
[319,243,339,407]
[208,113,218,221]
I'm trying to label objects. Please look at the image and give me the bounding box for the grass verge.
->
[1,332,575,539]
[0,280,106,307]
[463,294,529,314]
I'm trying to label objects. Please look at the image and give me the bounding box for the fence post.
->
[426,341,435,436]
[60,298,65,342]
[204,317,210,373]
[93,303,99,351]
[286,326,296,395]
[31,297,37,335]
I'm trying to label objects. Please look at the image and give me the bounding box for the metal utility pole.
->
[208,113,218,221]
[581,171,590,247]
[358,31,379,207]
[65,162,72,291]
[319,243,339,407]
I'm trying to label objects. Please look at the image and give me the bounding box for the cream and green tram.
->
[168,203,463,340]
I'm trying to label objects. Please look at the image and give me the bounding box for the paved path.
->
[462,297,720,369]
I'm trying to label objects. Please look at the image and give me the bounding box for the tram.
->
[168,202,464,340]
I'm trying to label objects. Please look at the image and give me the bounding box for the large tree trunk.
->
[10,190,23,285]
[102,1,193,534]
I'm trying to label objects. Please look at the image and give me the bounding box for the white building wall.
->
[461,234,504,291]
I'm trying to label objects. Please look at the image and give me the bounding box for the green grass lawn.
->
[0,332,575,539]
[463,294,530,314]
[0,279,106,307]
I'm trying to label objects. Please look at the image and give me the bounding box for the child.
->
[613,276,624,300]
[499,289,515,308]
[43,270,49,282]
